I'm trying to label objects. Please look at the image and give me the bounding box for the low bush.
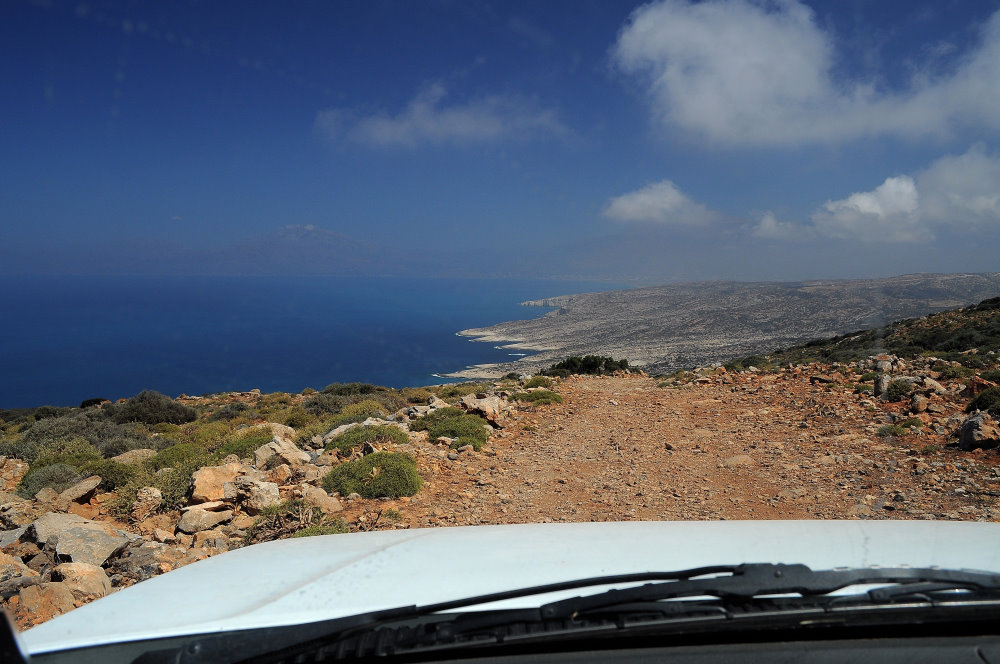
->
[524,376,553,389]
[437,382,491,399]
[335,400,387,423]
[17,463,83,498]
[897,417,924,428]
[412,410,489,450]
[937,365,975,381]
[513,390,563,405]
[291,521,350,538]
[212,429,274,461]
[321,452,422,498]
[877,424,907,438]
[324,425,409,454]
[858,372,879,382]
[304,393,348,416]
[542,355,630,377]
[408,407,465,431]
[966,386,1000,417]
[281,407,312,429]
[30,438,102,471]
[884,380,912,402]
[147,442,210,472]
[15,413,149,463]
[322,382,377,396]
[855,384,873,394]
[111,390,197,425]
[981,369,1000,384]
[79,458,143,491]
[208,402,255,422]
[401,387,432,404]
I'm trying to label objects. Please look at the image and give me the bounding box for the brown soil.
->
[372,373,1000,527]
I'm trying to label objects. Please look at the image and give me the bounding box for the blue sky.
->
[3,0,999,283]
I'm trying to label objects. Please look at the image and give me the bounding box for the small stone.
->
[51,562,111,601]
[722,454,755,468]
[299,484,343,515]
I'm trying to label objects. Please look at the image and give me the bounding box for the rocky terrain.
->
[1,296,999,631]
[450,272,1000,378]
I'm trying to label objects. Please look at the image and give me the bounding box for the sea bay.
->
[0,275,612,408]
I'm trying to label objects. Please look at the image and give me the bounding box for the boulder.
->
[30,513,134,566]
[176,508,234,534]
[57,475,102,505]
[459,394,508,426]
[226,477,280,514]
[0,496,42,529]
[322,422,361,444]
[874,375,890,397]
[265,463,293,485]
[191,462,248,503]
[110,449,157,464]
[0,551,36,584]
[255,436,311,468]
[130,486,163,522]
[14,582,77,628]
[910,394,929,414]
[253,422,297,443]
[0,525,28,550]
[922,377,947,394]
[0,457,29,493]
[298,484,343,515]
[51,562,111,601]
[962,376,998,398]
[957,413,1000,451]
[108,541,188,584]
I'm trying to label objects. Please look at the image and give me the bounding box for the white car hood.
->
[21,520,1000,655]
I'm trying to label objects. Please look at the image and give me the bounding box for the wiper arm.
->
[539,563,1000,620]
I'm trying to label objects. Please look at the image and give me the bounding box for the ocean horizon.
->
[0,275,615,409]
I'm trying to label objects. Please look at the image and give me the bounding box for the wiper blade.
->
[539,563,1000,620]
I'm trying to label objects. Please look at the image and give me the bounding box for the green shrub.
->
[79,458,143,491]
[437,382,490,399]
[855,384,873,394]
[414,412,490,451]
[17,464,84,499]
[524,376,553,389]
[966,386,1000,417]
[281,407,312,429]
[304,393,348,416]
[884,380,912,402]
[208,402,255,422]
[876,424,907,438]
[111,390,197,425]
[401,387,433,404]
[858,372,879,382]
[322,382,377,396]
[337,400,387,421]
[937,365,975,381]
[513,390,563,405]
[503,372,521,380]
[322,452,422,499]
[543,355,630,377]
[898,417,924,429]
[212,430,274,461]
[30,438,102,471]
[147,442,210,472]
[408,407,464,431]
[15,413,149,463]
[981,370,1000,384]
[301,387,317,395]
[291,521,350,538]
[324,425,409,454]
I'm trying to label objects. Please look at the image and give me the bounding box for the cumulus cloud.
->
[753,212,814,241]
[806,145,1000,242]
[603,180,723,225]
[811,175,926,242]
[612,0,1000,145]
[315,83,565,148]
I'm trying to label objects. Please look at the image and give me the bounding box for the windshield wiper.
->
[144,564,1000,664]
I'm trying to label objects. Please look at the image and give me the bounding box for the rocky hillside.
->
[1,299,999,630]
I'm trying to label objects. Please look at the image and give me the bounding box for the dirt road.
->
[391,373,999,527]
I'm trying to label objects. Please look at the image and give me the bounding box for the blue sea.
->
[0,275,614,408]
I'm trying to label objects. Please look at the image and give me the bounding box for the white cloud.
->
[315,83,565,148]
[612,0,1000,146]
[753,212,813,241]
[603,180,723,225]
[811,175,926,242]
[807,145,1000,242]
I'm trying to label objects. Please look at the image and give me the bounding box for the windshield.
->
[2,0,1000,654]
